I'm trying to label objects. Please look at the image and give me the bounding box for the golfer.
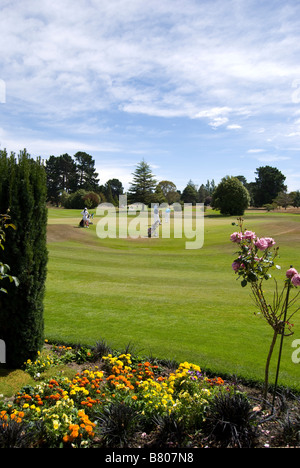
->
[153,204,161,225]
[81,207,89,227]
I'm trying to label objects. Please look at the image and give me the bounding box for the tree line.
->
[44,153,299,215]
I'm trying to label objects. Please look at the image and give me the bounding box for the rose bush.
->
[230,218,300,403]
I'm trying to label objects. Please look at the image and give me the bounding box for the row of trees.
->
[126,161,299,216]
[44,153,299,214]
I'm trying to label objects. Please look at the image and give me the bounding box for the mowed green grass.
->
[45,208,300,390]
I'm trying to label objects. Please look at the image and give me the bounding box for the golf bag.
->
[148,220,160,237]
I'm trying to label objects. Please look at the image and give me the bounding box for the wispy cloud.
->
[255,155,291,163]
[2,0,299,124]
[1,1,300,189]
[248,149,266,154]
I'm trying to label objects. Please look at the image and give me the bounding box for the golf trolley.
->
[148,220,160,237]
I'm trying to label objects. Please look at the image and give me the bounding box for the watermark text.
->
[0,79,6,104]
[292,339,300,364]
[96,196,204,250]
[0,339,6,363]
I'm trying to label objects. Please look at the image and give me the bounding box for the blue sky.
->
[1,0,300,192]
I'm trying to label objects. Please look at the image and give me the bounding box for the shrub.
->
[96,402,141,447]
[0,149,48,368]
[63,189,100,209]
[83,192,100,209]
[0,418,40,448]
[203,392,257,448]
[152,412,187,447]
[212,176,250,215]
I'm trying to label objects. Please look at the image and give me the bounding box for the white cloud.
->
[248,149,266,153]
[2,1,299,123]
[227,124,242,130]
[96,162,135,189]
[255,155,290,163]
[209,117,229,129]
[194,107,232,128]
[1,1,300,191]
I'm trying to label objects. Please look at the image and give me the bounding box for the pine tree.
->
[74,151,99,191]
[0,149,48,368]
[128,160,157,206]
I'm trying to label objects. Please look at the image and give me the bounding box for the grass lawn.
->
[44,207,300,391]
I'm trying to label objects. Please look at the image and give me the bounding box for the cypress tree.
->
[0,149,48,368]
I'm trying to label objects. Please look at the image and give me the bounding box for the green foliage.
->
[253,166,286,207]
[203,392,257,448]
[291,190,300,208]
[157,180,180,204]
[63,189,100,209]
[96,402,141,448]
[0,419,40,448]
[212,176,250,215]
[127,160,157,205]
[274,191,292,209]
[0,212,19,294]
[230,218,300,402]
[45,152,99,206]
[45,154,78,205]
[0,149,48,368]
[74,151,99,191]
[181,180,198,205]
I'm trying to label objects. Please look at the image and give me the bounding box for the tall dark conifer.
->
[128,160,157,205]
[0,149,48,368]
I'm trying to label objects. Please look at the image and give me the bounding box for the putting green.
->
[44,208,300,390]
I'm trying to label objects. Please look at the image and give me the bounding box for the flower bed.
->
[0,342,299,448]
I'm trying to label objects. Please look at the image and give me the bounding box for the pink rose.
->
[230,232,243,243]
[291,274,300,287]
[243,230,256,240]
[255,238,269,251]
[265,237,276,247]
[232,261,240,272]
[286,268,298,279]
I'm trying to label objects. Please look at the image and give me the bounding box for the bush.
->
[83,192,100,209]
[63,189,87,209]
[203,392,257,448]
[63,190,100,209]
[0,149,48,368]
[96,402,141,447]
[212,176,250,215]
[0,419,40,448]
